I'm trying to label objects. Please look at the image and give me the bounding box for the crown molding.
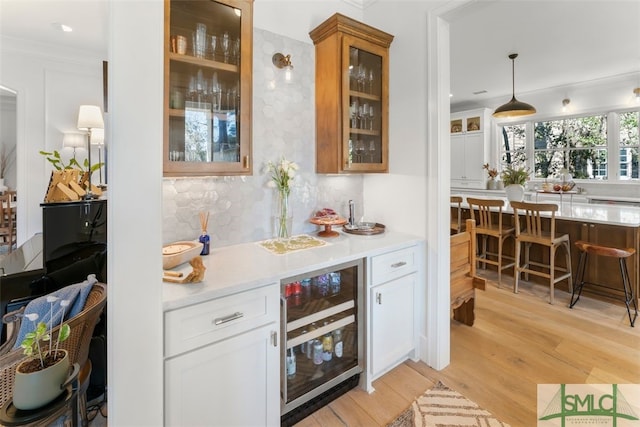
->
[342,0,378,10]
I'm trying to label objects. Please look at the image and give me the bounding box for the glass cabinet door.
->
[164,0,252,176]
[343,36,388,173]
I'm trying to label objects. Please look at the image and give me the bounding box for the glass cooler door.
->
[280,259,363,414]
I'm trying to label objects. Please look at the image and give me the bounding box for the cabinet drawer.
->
[370,246,418,286]
[165,283,279,358]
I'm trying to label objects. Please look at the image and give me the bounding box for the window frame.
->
[496,107,640,182]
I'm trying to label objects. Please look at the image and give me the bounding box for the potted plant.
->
[13,296,71,410]
[483,163,499,190]
[501,165,530,202]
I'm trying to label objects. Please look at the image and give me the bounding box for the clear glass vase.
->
[273,190,292,239]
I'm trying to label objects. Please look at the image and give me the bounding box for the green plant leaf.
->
[58,324,71,343]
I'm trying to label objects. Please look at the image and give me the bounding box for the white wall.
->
[108,1,164,424]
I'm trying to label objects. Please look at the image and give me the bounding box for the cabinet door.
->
[342,35,389,173]
[164,0,253,176]
[369,273,415,378]
[450,135,466,180]
[463,132,484,181]
[165,323,279,426]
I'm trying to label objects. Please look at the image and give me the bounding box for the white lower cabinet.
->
[164,283,280,426]
[369,273,416,379]
[366,245,420,391]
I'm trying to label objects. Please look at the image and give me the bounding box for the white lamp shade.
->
[62,132,86,148]
[91,128,105,146]
[77,105,104,130]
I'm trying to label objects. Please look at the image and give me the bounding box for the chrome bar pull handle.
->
[271,331,278,347]
[391,261,407,268]
[376,292,382,305]
[214,311,243,325]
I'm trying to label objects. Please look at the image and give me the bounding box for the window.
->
[498,109,640,181]
[533,115,607,179]
[499,123,527,171]
[619,111,639,179]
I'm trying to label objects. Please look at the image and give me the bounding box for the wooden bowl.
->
[163,241,204,269]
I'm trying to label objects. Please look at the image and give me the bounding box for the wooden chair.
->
[511,201,572,304]
[0,282,106,426]
[450,196,464,234]
[0,193,15,254]
[466,197,515,287]
[450,219,486,326]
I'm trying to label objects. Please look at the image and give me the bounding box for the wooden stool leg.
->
[498,235,503,287]
[619,258,638,327]
[570,251,587,308]
[514,239,521,294]
[564,241,573,294]
[549,245,556,305]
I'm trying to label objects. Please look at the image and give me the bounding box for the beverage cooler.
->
[280,259,364,423]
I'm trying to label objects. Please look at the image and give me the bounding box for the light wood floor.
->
[295,273,640,426]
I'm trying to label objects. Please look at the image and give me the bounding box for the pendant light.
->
[493,53,536,118]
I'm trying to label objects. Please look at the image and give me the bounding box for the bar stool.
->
[571,240,638,327]
[450,196,464,234]
[466,197,515,287]
[511,201,572,304]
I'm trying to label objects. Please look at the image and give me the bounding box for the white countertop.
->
[163,231,424,312]
[452,194,640,227]
[586,195,640,203]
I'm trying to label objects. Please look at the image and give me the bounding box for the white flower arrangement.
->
[265,156,299,197]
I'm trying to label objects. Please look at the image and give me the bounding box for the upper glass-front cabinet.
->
[164,0,253,176]
[310,14,394,174]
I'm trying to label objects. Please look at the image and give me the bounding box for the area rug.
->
[389,381,510,427]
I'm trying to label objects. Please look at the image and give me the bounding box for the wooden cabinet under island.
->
[310,13,393,174]
[451,198,640,307]
[164,0,253,177]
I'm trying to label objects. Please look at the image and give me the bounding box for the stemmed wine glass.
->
[209,35,217,61]
[368,105,374,130]
[368,69,375,94]
[355,140,366,163]
[368,140,376,163]
[357,65,367,92]
[222,32,230,63]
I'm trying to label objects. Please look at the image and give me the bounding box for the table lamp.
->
[77,105,104,199]
[90,128,105,187]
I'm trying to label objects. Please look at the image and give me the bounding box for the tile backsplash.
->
[163,29,364,248]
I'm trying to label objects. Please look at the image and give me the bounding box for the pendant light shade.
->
[493,53,536,118]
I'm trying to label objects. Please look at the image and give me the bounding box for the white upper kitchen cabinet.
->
[450,108,491,189]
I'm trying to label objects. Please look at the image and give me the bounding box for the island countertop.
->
[452,194,640,227]
[162,230,424,312]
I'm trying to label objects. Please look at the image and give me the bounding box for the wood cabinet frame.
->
[310,13,393,174]
[163,0,253,177]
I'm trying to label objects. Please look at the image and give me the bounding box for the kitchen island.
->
[451,193,640,306]
[162,230,424,426]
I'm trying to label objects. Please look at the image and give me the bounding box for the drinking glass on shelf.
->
[350,101,358,129]
[357,65,367,92]
[222,32,230,63]
[357,104,364,130]
[368,105,375,130]
[192,23,207,58]
[355,140,365,163]
[209,35,218,60]
[368,140,376,162]
[361,103,369,130]
[368,69,375,94]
